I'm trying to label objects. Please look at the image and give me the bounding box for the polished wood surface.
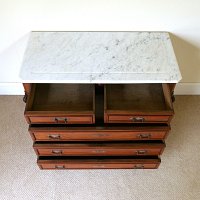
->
[23,83,175,170]
[38,156,161,169]
[104,83,174,123]
[33,141,165,156]
[105,115,171,123]
[29,125,170,141]
[24,84,95,124]
[26,115,94,124]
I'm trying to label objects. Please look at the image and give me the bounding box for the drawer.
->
[37,156,161,169]
[26,115,94,124]
[107,115,171,123]
[104,84,174,123]
[24,84,95,124]
[33,141,165,156]
[29,125,170,141]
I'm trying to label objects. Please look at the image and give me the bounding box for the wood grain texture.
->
[23,83,175,170]
[104,83,174,123]
[24,84,95,124]
[37,156,161,169]
[29,125,170,141]
[33,142,165,156]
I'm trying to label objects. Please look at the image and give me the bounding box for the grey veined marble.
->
[20,31,182,83]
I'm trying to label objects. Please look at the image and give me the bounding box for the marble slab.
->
[20,31,182,83]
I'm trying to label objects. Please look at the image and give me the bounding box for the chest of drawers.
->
[21,31,181,170]
[23,83,175,169]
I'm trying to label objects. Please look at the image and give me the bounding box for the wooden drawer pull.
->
[55,117,67,123]
[137,133,151,139]
[134,164,144,169]
[92,150,106,153]
[48,134,61,139]
[55,165,65,169]
[130,117,145,122]
[52,150,63,154]
[136,150,147,155]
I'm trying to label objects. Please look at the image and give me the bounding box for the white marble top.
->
[20,31,182,83]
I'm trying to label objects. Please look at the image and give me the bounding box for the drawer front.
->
[30,129,169,141]
[34,145,164,156]
[27,115,94,124]
[39,163,158,169]
[38,158,160,169]
[106,115,171,123]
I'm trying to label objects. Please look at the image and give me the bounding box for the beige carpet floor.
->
[0,96,199,200]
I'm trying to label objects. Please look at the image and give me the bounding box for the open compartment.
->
[104,83,174,123]
[25,84,95,124]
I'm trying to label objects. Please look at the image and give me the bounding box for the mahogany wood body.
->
[23,83,174,170]
[104,84,174,124]
[24,84,95,124]
[33,142,165,156]
[38,156,161,169]
[29,125,170,141]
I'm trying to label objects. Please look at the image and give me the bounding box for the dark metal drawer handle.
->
[134,164,144,169]
[137,133,151,139]
[55,165,65,169]
[130,117,145,122]
[55,117,67,123]
[136,150,147,155]
[48,134,61,139]
[92,150,106,153]
[52,150,63,154]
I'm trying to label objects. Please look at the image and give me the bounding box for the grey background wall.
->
[0,0,200,94]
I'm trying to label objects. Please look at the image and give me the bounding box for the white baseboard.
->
[0,83,199,95]
[0,83,24,95]
[174,83,200,95]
